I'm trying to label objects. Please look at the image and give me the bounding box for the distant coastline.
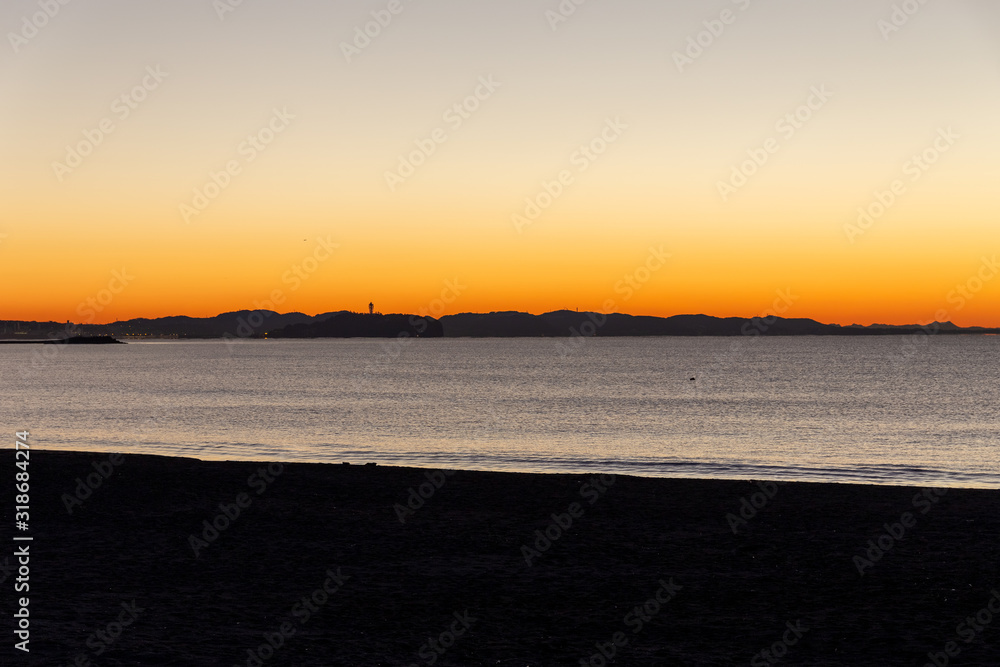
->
[2,310,998,341]
[0,335,125,345]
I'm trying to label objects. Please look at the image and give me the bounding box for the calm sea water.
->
[2,337,998,487]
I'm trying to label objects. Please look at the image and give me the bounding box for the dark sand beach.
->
[4,451,1000,665]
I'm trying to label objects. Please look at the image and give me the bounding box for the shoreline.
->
[6,450,1000,664]
[5,332,1000,341]
[21,446,1000,491]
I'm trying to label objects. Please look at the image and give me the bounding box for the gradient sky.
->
[2,0,998,325]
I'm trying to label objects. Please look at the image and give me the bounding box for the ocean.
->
[3,336,998,487]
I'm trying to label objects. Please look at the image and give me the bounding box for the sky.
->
[1,0,999,326]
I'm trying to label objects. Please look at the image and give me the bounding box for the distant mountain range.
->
[433,311,1000,337]
[2,310,998,340]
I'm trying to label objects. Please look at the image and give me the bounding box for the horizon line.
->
[3,309,993,331]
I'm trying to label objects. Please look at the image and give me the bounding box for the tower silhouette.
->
[368,302,374,315]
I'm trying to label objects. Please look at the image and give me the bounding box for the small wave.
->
[317,449,1000,488]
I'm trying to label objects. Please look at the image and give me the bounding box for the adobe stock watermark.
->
[407,610,478,667]
[712,287,799,368]
[717,85,833,202]
[60,453,126,515]
[63,600,145,665]
[581,578,682,666]
[520,475,614,566]
[340,0,417,63]
[61,396,176,516]
[545,0,595,32]
[52,66,168,183]
[233,568,351,667]
[555,246,669,358]
[726,480,780,534]
[7,0,73,55]
[19,268,135,380]
[213,0,248,21]
[736,290,800,337]
[922,590,1000,667]
[179,107,295,223]
[222,236,339,351]
[351,277,466,391]
[385,76,501,192]
[672,0,753,73]
[750,620,809,666]
[77,268,135,323]
[60,396,179,516]
[943,256,1000,313]
[878,0,933,40]
[188,462,284,557]
[393,469,456,524]
[512,117,627,233]
[688,287,803,387]
[887,255,998,368]
[853,487,947,576]
[844,126,959,243]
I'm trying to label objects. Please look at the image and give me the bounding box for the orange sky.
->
[2,1,998,327]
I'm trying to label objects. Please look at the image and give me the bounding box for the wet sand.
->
[4,451,1000,665]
